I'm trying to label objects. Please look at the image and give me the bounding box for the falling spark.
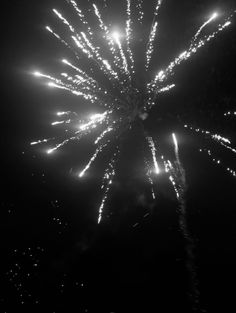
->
[224,111,236,117]
[147,137,160,174]
[98,148,119,224]
[145,158,156,200]
[57,111,71,116]
[30,138,55,146]
[192,12,218,44]
[184,125,236,153]
[199,148,236,177]
[79,143,108,178]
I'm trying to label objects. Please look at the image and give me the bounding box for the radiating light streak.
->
[192,12,218,44]
[79,143,108,178]
[219,142,236,154]
[32,2,235,239]
[164,160,180,199]
[151,13,233,88]
[30,138,55,146]
[51,119,71,126]
[185,124,236,155]
[67,0,90,29]
[136,0,144,24]
[145,159,156,200]
[157,84,176,94]
[53,8,75,33]
[61,59,99,88]
[79,112,109,131]
[92,4,122,74]
[172,133,179,158]
[126,0,135,74]
[112,30,130,76]
[57,111,71,116]
[199,148,236,177]
[145,0,162,70]
[145,21,158,70]
[45,25,79,58]
[147,137,160,174]
[33,71,97,102]
[98,149,119,224]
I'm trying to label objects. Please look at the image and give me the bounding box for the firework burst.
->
[32,0,235,226]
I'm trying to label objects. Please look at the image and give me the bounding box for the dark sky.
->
[1,0,236,312]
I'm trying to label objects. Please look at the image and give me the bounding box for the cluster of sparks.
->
[224,111,236,117]
[32,0,235,224]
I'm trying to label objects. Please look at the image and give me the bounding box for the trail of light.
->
[147,136,160,174]
[136,0,144,24]
[168,151,200,309]
[93,4,122,74]
[48,82,95,102]
[172,133,179,160]
[145,159,156,200]
[164,160,180,199]
[192,12,218,44]
[151,15,232,87]
[98,148,119,224]
[34,71,75,92]
[154,0,162,17]
[53,8,75,33]
[61,72,86,86]
[102,0,108,9]
[62,59,98,88]
[34,71,96,102]
[79,142,108,177]
[95,126,113,144]
[113,31,130,76]
[199,148,236,177]
[46,26,60,40]
[67,0,92,35]
[47,134,83,154]
[184,124,231,144]
[30,138,55,146]
[79,111,109,131]
[57,111,71,116]
[45,25,78,57]
[71,26,119,83]
[51,119,71,126]
[219,142,236,154]
[72,35,93,58]
[126,0,135,74]
[34,71,61,83]
[80,31,119,81]
[145,22,158,70]
[157,84,176,94]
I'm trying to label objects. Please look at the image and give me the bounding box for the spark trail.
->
[32,1,235,226]
[171,134,200,310]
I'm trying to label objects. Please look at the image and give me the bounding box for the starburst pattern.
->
[32,0,235,225]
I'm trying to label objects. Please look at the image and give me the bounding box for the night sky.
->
[1,0,236,312]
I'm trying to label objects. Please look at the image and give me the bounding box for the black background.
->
[1,0,236,312]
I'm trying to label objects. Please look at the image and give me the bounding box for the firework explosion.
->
[32,0,235,226]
